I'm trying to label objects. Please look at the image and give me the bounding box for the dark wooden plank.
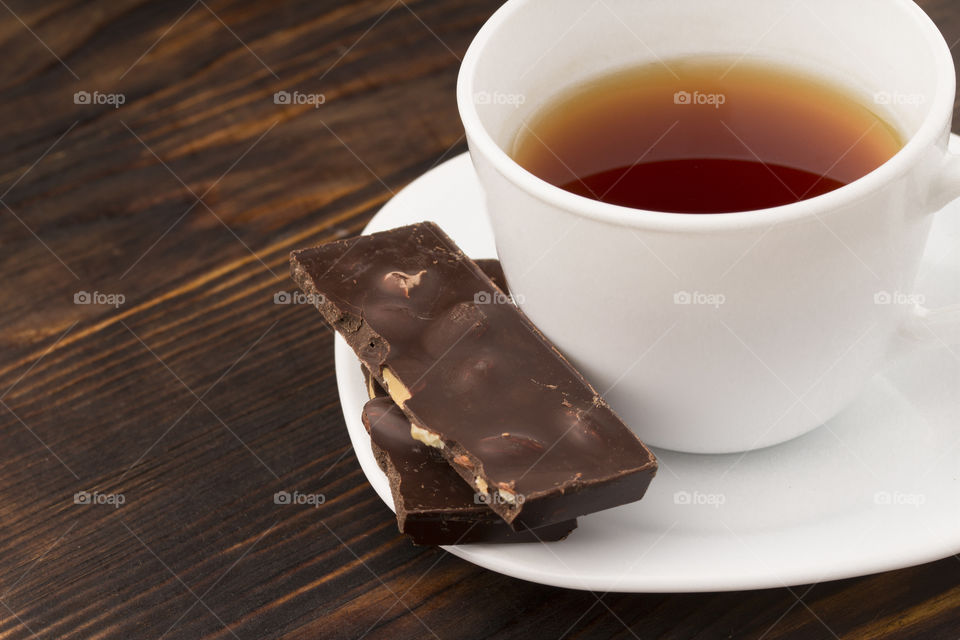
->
[0,0,958,639]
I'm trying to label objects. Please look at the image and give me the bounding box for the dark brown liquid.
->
[512,59,904,214]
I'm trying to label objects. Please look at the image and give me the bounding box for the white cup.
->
[457,0,960,454]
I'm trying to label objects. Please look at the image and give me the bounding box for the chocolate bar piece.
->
[362,396,576,544]
[362,316,577,542]
[291,222,657,528]
[360,259,550,543]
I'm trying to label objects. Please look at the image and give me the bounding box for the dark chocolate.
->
[358,259,571,543]
[291,222,657,528]
[362,397,576,544]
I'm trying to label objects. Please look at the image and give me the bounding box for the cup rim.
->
[456,0,956,232]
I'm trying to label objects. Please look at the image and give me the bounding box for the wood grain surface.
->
[0,1,958,638]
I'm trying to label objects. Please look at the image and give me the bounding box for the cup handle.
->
[896,134,960,353]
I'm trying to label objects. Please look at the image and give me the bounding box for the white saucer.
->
[335,146,960,593]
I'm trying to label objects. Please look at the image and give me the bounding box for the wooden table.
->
[1,1,958,638]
